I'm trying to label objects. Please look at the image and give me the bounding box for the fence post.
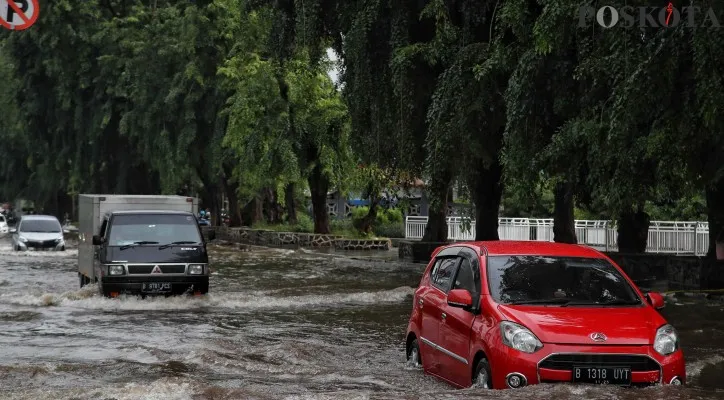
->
[604,220,609,252]
[693,222,698,256]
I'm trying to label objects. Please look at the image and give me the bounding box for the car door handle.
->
[441,312,447,319]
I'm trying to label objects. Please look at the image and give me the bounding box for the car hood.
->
[18,232,63,240]
[497,304,665,345]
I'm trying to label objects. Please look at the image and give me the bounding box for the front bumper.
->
[16,239,65,250]
[101,275,209,296]
[488,343,686,389]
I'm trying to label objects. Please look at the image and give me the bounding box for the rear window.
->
[107,214,201,246]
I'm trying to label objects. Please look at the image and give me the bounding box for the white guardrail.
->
[404,216,710,255]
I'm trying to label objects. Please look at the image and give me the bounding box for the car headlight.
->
[500,321,543,353]
[108,265,125,276]
[188,264,204,275]
[654,324,678,355]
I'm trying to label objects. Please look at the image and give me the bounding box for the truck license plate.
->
[142,282,172,292]
[572,366,631,385]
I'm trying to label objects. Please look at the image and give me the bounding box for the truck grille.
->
[539,354,660,372]
[127,264,186,274]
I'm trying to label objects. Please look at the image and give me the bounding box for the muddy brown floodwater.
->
[1,237,723,400]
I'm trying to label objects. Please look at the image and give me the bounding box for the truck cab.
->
[77,195,209,297]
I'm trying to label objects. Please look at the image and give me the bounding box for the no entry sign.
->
[0,0,39,31]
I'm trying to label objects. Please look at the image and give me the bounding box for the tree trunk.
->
[471,160,504,241]
[553,180,578,244]
[262,187,283,224]
[617,208,650,253]
[421,170,452,242]
[243,196,264,226]
[285,182,298,224]
[360,197,379,235]
[221,179,242,227]
[706,178,724,260]
[308,162,331,234]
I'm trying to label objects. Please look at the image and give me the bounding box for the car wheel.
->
[472,358,493,389]
[406,338,422,368]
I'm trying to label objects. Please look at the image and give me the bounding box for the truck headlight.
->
[19,236,27,242]
[654,324,678,355]
[108,265,125,276]
[188,264,204,275]
[500,321,543,353]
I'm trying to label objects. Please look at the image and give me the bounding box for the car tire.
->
[472,358,493,389]
[406,338,422,368]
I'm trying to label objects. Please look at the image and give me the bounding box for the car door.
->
[438,250,481,387]
[93,217,109,281]
[419,255,460,375]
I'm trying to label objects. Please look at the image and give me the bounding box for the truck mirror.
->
[92,235,105,245]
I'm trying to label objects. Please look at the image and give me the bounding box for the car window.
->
[431,257,459,292]
[486,255,641,305]
[18,219,62,232]
[452,257,477,293]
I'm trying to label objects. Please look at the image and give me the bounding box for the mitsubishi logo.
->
[590,332,607,342]
[151,265,162,274]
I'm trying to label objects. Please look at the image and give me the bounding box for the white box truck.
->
[78,195,210,297]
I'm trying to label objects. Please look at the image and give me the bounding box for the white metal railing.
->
[404,216,711,256]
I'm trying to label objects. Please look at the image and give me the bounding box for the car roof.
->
[109,210,193,215]
[20,215,59,221]
[440,240,606,258]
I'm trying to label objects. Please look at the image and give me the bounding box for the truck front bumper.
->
[101,275,209,297]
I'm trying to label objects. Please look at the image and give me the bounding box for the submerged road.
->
[1,237,724,399]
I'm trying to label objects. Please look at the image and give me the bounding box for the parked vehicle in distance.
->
[405,241,685,389]
[78,195,209,298]
[0,214,8,233]
[10,215,67,251]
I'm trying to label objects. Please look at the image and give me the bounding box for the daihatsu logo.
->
[590,332,607,342]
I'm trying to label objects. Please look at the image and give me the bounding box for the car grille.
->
[539,354,660,372]
[27,240,57,248]
[127,264,186,274]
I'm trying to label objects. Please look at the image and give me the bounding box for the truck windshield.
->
[19,219,62,232]
[107,214,202,246]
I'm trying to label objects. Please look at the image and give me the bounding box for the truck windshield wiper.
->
[119,241,159,250]
[504,298,572,306]
[158,241,199,250]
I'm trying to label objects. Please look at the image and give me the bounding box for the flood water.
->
[1,237,724,400]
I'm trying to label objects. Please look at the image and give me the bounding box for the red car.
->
[405,241,685,389]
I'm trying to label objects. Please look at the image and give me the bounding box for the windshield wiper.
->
[119,241,159,250]
[505,298,572,306]
[596,299,641,306]
[158,241,199,250]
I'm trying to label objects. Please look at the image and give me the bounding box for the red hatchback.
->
[404,241,685,389]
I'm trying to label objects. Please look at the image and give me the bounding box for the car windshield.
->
[107,214,202,246]
[486,255,641,306]
[19,219,61,232]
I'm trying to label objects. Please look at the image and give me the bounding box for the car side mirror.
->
[646,292,665,310]
[92,235,105,245]
[9,228,16,233]
[447,289,473,309]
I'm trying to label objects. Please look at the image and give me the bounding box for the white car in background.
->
[10,215,67,251]
[0,214,8,234]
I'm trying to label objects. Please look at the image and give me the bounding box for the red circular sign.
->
[0,0,39,31]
